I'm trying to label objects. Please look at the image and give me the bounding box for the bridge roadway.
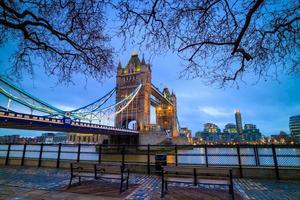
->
[0,111,138,135]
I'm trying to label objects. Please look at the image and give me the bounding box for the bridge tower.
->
[115,51,151,132]
[156,88,178,137]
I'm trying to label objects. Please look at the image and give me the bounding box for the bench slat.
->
[99,174,123,179]
[166,177,194,183]
[163,166,231,176]
[195,168,230,175]
[197,179,230,185]
[161,166,233,199]
[163,166,194,173]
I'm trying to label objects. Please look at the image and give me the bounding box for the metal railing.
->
[0,143,299,179]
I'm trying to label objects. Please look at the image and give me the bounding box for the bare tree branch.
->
[0,0,114,83]
[116,0,300,87]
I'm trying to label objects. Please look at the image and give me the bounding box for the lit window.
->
[135,65,141,72]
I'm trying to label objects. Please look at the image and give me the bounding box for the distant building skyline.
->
[195,110,263,143]
[198,110,260,134]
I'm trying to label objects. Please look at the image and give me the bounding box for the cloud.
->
[199,106,232,117]
[176,89,212,100]
[53,104,76,111]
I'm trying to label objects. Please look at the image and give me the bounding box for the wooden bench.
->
[161,166,234,199]
[68,162,130,194]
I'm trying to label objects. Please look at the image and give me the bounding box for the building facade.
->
[221,123,240,142]
[67,133,109,144]
[199,123,221,142]
[243,124,261,142]
[290,115,300,143]
[235,109,243,134]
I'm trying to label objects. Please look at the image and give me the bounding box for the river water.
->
[0,144,299,167]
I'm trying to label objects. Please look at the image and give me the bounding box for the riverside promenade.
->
[0,166,299,200]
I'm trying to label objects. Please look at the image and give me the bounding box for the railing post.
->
[237,144,243,178]
[254,145,260,166]
[175,145,178,166]
[204,144,208,167]
[77,143,81,162]
[5,143,11,166]
[38,143,44,167]
[56,143,62,168]
[272,144,280,180]
[21,143,27,166]
[122,145,125,166]
[147,144,150,174]
[98,144,102,164]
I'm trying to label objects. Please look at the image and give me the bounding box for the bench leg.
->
[68,176,73,189]
[229,185,234,200]
[126,177,129,190]
[119,179,123,194]
[79,176,81,185]
[165,181,168,193]
[161,179,164,198]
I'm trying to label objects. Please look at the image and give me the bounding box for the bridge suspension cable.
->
[0,76,65,116]
[69,87,116,115]
[176,115,181,131]
[71,84,142,122]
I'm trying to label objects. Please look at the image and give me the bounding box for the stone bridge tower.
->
[155,88,178,137]
[115,51,151,131]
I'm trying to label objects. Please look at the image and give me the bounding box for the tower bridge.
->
[0,52,180,144]
[115,52,178,136]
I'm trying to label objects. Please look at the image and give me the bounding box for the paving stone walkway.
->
[0,166,299,200]
[235,179,300,200]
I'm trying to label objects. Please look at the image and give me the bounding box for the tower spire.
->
[131,50,138,56]
[141,53,145,64]
[117,60,122,69]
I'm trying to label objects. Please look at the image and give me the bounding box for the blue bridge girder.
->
[151,84,174,106]
[0,111,138,136]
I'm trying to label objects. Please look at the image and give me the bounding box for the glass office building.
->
[290,115,300,143]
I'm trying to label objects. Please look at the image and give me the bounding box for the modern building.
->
[235,109,243,134]
[35,132,68,143]
[221,123,240,142]
[223,123,238,134]
[53,133,68,143]
[244,124,256,130]
[290,115,300,143]
[243,124,261,142]
[199,123,221,142]
[40,133,55,143]
[204,123,221,133]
